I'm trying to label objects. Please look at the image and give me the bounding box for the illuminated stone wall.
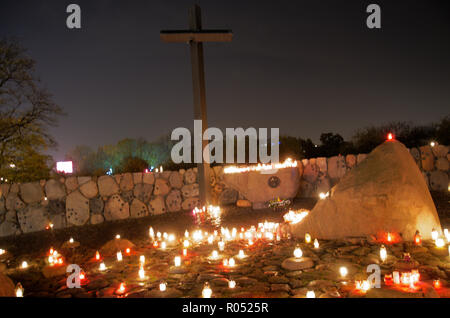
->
[0,144,448,237]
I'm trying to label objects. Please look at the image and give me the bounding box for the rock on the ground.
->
[281,257,314,271]
[291,140,443,241]
[66,190,90,226]
[104,194,130,221]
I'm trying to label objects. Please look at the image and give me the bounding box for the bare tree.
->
[0,38,64,181]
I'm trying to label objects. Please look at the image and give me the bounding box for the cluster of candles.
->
[47,248,64,266]
[223,158,297,174]
[384,270,420,288]
[283,210,309,225]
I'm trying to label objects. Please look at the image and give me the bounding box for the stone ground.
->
[0,193,449,298]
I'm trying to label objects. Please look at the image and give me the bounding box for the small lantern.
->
[305,233,311,244]
[414,231,422,245]
[339,267,348,278]
[15,283,24,297]
[306,290,315,298]
[228,280,236,289]
[380,245,387,262]
[238,250,246,259]
[99,262,106,271]
[293,245,303,258]
[202,282,212,298]
[174,256,181,267]
[159,281,167,292]
[431,229,438,241]
[313,239,319,249]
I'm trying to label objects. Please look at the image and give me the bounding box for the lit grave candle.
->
[356,280,371,292]
[218,240,225,251]
[433,279,441,289]
[305,233,311,244]
[116,251,123,262]
[15,283,24,297]
[339,267,348,278]
[223,259,228,266]
[125,248,131,255]
[116,283,126,294]
[139,255,145,265]
[183,248,187,256]
[211,250,219,260]
[95,251,101,261]
[168,234,175,242]
[161,241,167,250]
[138,265,146,279]
[293,245,303,258]
[183,239,190,248]
[431,229,438,241]
[69,238,74,244]
[21,261,28,269]
[185,230,189,238]
[202,282,212,298]
[238,250,246,259]
[116,234,121,239]
[414,231,422,245]
[393,271,400,285]
[313,239,319,249]
[380,245,387,262]
[174,256,181,267]
[157,232,162,239]
[306,291,315,298]
[435,238,445,248]
[0,248,5,255]
[160,281,167,292]
[228,258,236,267]
[99,263,107,271]
[208,235,214,244]
[229,280,236,289]
[149,227,154,239]
[163,232,168,239]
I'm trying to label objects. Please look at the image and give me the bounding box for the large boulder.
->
[223,167,299,207]
[290,141,442,241]
[79,180,98,199]
[0,273,15,296]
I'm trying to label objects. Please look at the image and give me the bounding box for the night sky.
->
[1,0,449,161]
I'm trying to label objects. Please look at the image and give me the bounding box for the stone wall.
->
[0,144,448,237]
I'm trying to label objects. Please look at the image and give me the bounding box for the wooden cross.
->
[161,5,232,206]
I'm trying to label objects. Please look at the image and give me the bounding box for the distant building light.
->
[56,161,73,174]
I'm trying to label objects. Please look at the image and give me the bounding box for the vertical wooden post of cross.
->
[160,5,233,206]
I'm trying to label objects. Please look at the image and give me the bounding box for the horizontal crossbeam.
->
[160,30,233,43]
